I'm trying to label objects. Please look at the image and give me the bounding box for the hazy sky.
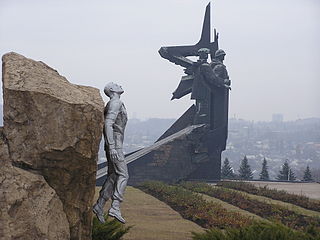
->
[1,0,319,121]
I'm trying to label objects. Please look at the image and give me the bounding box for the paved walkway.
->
[251,181,320,200]
[94,186,204,240]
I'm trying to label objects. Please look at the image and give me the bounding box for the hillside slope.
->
[94,186,204,240]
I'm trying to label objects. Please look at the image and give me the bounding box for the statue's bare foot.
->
[93,204,105,224]
[108,208,126,224]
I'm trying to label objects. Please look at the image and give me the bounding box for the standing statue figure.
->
[210,49,230,87]
[93,82,128,224]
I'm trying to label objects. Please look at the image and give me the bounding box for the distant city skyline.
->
[0,0,319,121]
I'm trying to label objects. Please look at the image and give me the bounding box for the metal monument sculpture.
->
[96,3,231,186]
[158,2,231,180]
[93,82,128,224]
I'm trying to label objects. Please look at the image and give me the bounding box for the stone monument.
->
[158,2,231,178]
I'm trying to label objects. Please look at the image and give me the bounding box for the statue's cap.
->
[198,48,210,54]
[215,49,226,58]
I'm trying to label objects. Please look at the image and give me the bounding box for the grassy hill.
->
[94,181,320,240]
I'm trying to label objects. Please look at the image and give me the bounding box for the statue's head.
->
[104,82,124,97]
[198,48,210,61]
[214,49,226,61]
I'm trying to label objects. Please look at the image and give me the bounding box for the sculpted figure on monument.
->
[198,48,231,90]
[93,82,128,224]
[210,49,231,88]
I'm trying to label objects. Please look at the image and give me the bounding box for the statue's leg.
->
[93,156,116,223]
[99,157,116,203]
[97,172,116,207]
[111,151,128,202]
[109,150,128,223]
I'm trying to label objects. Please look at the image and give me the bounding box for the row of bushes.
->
[180,182,320,233]
[192,221,320,240]
[217,181,320,212]
[138,181,253,229]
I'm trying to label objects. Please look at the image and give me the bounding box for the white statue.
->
[93,82,128,224]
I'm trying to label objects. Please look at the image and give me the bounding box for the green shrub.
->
[192,221,320,240]
[218,181,320,212]
[92,215,131,240]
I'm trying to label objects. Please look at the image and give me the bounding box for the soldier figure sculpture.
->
[93,82,128,224]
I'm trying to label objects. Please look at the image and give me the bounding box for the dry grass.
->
[94,186,204,240]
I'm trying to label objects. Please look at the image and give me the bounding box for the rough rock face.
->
[0,129,70,239]
[1,53,104,239]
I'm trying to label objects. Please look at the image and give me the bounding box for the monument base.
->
[124,124,221,185]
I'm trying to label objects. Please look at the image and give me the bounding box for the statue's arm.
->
[201,63,225,87]
[213,65,231,87]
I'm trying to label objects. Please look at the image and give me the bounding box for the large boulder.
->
[0,129,70,239]
[1,53,104,239]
